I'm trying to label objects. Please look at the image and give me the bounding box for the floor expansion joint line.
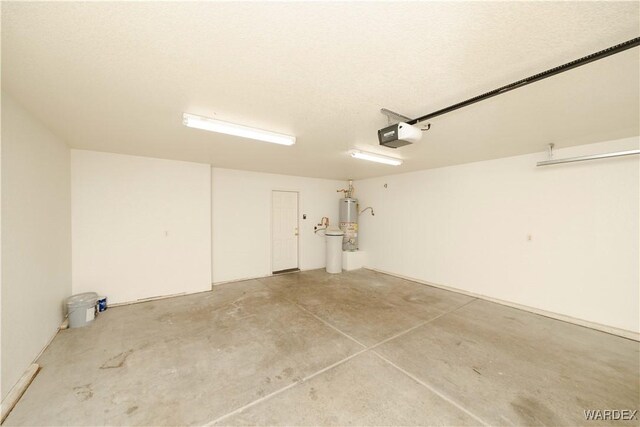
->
[372,351,489,427]
[289,300,368,348]
[289,295,479,353]
[206,295,480,425]
[205,348,369,426]
[367,298,479,351]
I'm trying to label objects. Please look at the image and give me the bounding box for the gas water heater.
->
[337,180,358,251]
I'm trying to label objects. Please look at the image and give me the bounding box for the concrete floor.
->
[4,269,639,426]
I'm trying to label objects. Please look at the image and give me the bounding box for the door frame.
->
[270,190,300,274]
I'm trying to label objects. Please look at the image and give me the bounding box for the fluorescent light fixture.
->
[350,150,402,166]
[183,113,296,146]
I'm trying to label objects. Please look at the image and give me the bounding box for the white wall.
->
[212,168,345,283]
[1,94,71,399]
[356,137,639,335]
[71,151,211,304]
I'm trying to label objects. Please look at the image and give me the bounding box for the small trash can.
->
[66,292,98,328]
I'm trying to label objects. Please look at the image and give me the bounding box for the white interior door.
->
[272,191,299,272]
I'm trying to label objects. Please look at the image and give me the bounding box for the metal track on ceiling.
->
[405,37,640,125]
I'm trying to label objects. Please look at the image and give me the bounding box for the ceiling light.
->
[183,113,296,146]
[349,150,402,166]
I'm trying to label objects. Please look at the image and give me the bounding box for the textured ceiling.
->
[2,1,639,180]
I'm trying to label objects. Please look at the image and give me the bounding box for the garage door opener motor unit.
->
[378,122,422,148]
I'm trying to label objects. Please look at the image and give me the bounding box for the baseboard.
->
[31,325,61,365]
[366,267,640,342]
[108,269,321,306]
[212,267,323,287]
[0,308,96,420]
[1,364,40,423]
[108,289,212,308]
[212,274,270,286]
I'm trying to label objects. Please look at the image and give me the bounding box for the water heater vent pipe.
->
[337,179,354,198]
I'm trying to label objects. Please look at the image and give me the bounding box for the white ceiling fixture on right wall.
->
[2,2,639,179]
